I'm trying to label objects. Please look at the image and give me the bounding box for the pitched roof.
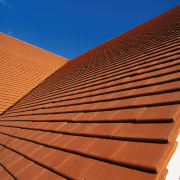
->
[0,5,180,180]
[0,33,68,114]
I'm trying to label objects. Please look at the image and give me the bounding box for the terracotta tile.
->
[152,72,180,83]
[74,112,97,121]
[107,84,126,92]
[110,89,135,99]
[0,150,14,165]
[15,128,34,138]
[134,91,180,106]
[16,162,45,180]
[50,134,75,149]
[50,113,82,121]
[36,170,67,180]
[0,166,14,180]
[70,123,98,135]
[37,132,60,146]
[89,123,122,137]
[0,151,22,168]
[95,101,118,110]
[25,122,43,129]
[18,141,42,156]
[7,139,26,151]
[42,149,72,171]
[58,106,75,112]
[70,103,98,111]
[111,107,146,122]
[0,126,6,132]
[156,168,168,180]
[5,138,20,148]
[112,141,170,172]
[155,80,180,92]
[92,93,113,101]
[28,122,50,129]
[65,136,96,154]
[113,123,175,142]
[30,146,55,164]
[25,130,45,141]
[90,111,117,122]
[149,65,180,80]
[85,139,125,161]
[0,145,4,151]
[75,96,94,104]
[84,160,156,180]
[46,122,66,131]
[43,107,67,114]
[57,155,96,179]
[0,126,18,135]
[131,78,153,88]
[8,158,33,177]
[57,123,79,133]
[100,97,139,110]
[137,104,180,122]
[131,85,159,96]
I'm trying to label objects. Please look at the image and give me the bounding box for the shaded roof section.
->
[0,33,68,114]
[0,5,180,180]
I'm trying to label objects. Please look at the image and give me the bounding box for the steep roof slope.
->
[0,33,67,114]
[0,5,180,180]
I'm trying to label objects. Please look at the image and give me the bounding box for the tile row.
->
[0,133,158,180]
[2,104,180,123]
[0,126,173,174]
[6,79,180,114]
[11,43,179,108]
[0,120,178,143]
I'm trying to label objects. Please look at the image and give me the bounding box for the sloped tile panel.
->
[0,5,180,180]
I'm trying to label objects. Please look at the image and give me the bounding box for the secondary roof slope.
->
[0,33,67,114]
[0,5,180,180]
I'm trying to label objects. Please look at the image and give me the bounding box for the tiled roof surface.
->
[0,33,67,114]
[0,5,180,180]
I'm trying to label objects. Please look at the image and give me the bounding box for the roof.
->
[0,33,68,114]
[0,5,180,180]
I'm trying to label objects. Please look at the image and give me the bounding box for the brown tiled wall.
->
[0,33,68,114]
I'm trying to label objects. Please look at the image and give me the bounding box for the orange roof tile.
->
[0,5,180,180]
[0,33,68,114]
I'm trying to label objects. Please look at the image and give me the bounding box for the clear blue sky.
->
[0,0,179,59]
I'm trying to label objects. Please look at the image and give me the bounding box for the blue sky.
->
[0,0,179,59]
